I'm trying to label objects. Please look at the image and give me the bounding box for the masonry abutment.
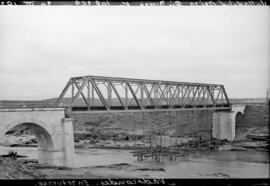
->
[212,105,246,141]
[0,108,75,167]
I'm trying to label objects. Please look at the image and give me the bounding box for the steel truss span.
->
[56,75,231,112]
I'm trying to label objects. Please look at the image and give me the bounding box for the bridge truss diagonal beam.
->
[56,75,231,112]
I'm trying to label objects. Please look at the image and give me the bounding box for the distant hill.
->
[0,100,53,108]
[230,98,267,104]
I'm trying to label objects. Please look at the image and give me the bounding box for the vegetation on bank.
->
[0,157,45,179]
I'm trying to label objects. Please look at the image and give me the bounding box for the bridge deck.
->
[71,104,230,111]
[0,107,66,112]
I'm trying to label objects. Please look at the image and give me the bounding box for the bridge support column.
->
[38,149,55,165]
[212,111,235,141]
[61,118,75,167]
[38,118,75,167]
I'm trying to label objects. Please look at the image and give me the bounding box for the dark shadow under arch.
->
[5,122,54,151]
[235,112,244,129]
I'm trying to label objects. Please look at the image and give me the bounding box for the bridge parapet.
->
[0,107,66,112]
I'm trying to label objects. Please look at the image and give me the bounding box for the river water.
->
[0,146,269,178]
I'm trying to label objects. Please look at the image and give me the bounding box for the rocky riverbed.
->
[0,123,268,179]
[3,125,268,151]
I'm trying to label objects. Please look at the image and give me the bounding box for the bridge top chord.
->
[56,75,231,113]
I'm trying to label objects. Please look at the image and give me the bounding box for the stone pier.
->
[212,105,246,141]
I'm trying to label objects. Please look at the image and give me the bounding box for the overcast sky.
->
[0,6,269,100]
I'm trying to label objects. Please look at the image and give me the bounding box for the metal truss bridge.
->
[56,75,231,113]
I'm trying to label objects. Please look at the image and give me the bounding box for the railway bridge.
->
[0,75,245,167]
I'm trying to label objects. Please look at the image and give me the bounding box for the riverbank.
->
[3,125,268,152]
[0,157,44,179]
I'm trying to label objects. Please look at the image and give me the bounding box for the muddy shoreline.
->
[1,147,269,179]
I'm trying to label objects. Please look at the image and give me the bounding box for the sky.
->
[0,6,269,100]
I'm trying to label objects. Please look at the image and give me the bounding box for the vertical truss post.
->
[178,86,183,105]
[154,84,159,108]
[190,86,199,107]
[180,85,189,107]
[109,81,125,109]
[87,80,90,110]
[186,86,192,106]
[127,82,142,109]
[71,80,74,101]
[91,81,95,107]
[142,83,155,107]
[167,85,171,104]
[170,85,179,108]
[168,86,173,108]
[207,86,215,105]
[140,82,144,109]
[158,83,169,106]
[125,82,128,109]
[203,87,209,108]
[129,86,140,106]
[194,86,203,106]
[177,86,180,106]
[108,81,112,108]
[90,79,109,110]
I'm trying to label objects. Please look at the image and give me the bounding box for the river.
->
[0,145,268,178]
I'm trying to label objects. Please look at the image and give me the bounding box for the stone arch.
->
[0,118,55,165]
[0,109,75,167]
[231,104,246,123]
[1,117,54,137]
[235,112,244,129]
[6,123,54,150]
[231,105,245,114]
